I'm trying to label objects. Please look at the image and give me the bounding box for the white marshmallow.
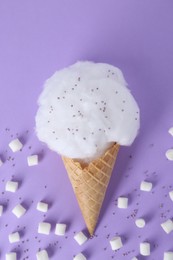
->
[140,242,150,256]
[73,253,86,260]
[140,181,152,192]
[135,218,146,228]
[0,158,3,166]
[166,149,173,161]
[36,250,49,260]
[5,252,17,260]
[37,202,48,213]
[117,197,128,209]
[164,251,173,260]
[169,190,173,201]
[38,222,51,235]
[55,223,67,236]
[0,205,3,216]
[12,204,26,218]
[74,231,88,245]
[9,138,23,152]
[9,232,20,243]
[27,155,38,166]
[110,236,123,250]
[161,219,173,234]
[5,181,18,193]
[168,127,173,136]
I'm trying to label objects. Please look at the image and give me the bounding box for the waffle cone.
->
[62,143,120,235]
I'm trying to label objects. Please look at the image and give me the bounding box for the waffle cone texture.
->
[62,143,120,236]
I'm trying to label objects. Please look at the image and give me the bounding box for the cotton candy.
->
[36,61,140,162]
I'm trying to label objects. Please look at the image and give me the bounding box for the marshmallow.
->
[74,231,88,245]
[9,232,20,243]
[140,242,150,256]
[27,155,38,166]
[0,205,3,216]
[73,253,86,260]
[110,236,123,250]
[161,219,173,234]
[55,223,67,236]
[36,250,49,260]
[5,252,17,260]
[38,222,51,235]
[9,138,23,152]
[37,202,48,213]
[12,204,26,218]
[0,158,3,166]
[164,251,173,260]
[168,127,173,136]
[5,181,18,193]
[140,181,152,192]
[117,197,128,209]
[166,149,173,161]
[169,190,173,201]
[135,218,146,228]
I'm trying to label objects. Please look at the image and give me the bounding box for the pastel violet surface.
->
[0,0,173,259]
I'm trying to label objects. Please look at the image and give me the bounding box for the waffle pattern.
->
[62,143,120,235]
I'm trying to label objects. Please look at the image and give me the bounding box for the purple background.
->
[0,0,173,259]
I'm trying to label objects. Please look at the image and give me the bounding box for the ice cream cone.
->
[62,143,120,236]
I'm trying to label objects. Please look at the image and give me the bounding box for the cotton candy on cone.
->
[62,143,120,236]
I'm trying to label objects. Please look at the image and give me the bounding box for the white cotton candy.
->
[164,251,173,260]
[38,222,51,235]
[168,127,173,136]
[12,204,26,218]
[36,250,49,260]
[161,219,173,234]
[55,223,67,236]
[135,218,146,228]
[109,236,123,250]
[9,232,20,243]
[0,205,3,216]
[27,155,38,166]
[37,202,48,212]
[5,181,18,193]
[117,197,128,208]
[140,242,150,256]
[36,61,140,162]
[169,190,173,201]
[9,138,23,152]
[140,181,152,192]
[166,149,173,161]
[5,252,17,260]
[74,231,88,245]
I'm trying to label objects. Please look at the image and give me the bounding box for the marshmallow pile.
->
[36,61,140,162]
